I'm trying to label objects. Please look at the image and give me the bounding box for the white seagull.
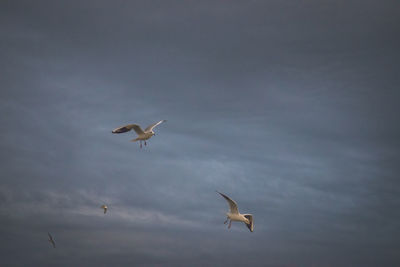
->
[112,120,166,148]
[48,232,56,248]
[217,191,254,232]
[101,204,108,214]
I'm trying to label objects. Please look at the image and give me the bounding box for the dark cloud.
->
[0,0,399,266]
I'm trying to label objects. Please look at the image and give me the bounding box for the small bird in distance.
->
[48,232,56,248]
[101,204,108,214]
[112,120,166,148]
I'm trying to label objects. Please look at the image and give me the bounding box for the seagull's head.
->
[151,131,155,136]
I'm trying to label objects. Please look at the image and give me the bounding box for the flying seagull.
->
[48,232,56,248]
[112,120,166,148]
[217,191,254,232]
[101,204,108,214]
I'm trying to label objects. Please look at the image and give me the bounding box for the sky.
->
[0,0,399,266]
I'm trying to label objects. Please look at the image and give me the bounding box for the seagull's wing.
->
[112,124,144,135]
[217,191,239,214]
[144,120,166,132]
[243,214,254,232]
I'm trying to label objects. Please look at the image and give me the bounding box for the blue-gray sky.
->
[1,1,399,266]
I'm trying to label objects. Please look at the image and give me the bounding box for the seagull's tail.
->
[130,138,140,142]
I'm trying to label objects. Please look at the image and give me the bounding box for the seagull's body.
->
[101,205,108,214]
[48,232,56,248]
[112,120,166,148]
[217,191,254,232]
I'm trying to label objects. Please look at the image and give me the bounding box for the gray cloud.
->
[0,0,399,266]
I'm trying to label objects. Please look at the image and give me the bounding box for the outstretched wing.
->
[112,124,144,135]
[144,120,166,132]
[243,214,254,232]
[217,191,239,214]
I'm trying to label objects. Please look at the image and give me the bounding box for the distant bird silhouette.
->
[217,191,254,232]
[112,120,166,148]
[101,204,108,214]
[48,232,56,248]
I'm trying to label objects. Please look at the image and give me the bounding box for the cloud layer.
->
[1,1,399,266]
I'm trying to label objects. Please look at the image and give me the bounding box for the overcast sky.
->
[1,1,399,266]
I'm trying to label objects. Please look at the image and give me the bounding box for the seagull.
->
[112,120,166,148]
[48,232,56,248]
[101,204,108,214]
[217,191,254,232]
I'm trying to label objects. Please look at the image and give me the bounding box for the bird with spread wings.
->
[112,120,166,148]
[217,191,254,232]
[48,232,56,248]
